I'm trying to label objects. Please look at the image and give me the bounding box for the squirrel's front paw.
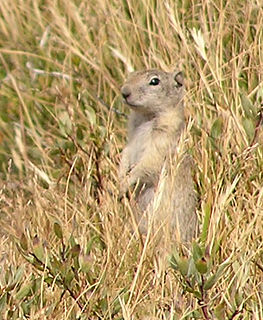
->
[118,179,129,201]
[118,177,138,201]
[118,190,130,202]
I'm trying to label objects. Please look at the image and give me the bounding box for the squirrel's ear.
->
[173,71,184,87]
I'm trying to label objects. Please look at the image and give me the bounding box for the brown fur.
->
[119,69,197,243]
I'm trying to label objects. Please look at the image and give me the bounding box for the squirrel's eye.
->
[149,77,160,86]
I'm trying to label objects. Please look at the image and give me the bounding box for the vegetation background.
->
[0,0,262,319]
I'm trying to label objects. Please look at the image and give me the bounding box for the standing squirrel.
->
[119,69,197,243]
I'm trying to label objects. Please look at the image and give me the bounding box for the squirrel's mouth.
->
[121,90,139,107]
[123,97,139,107]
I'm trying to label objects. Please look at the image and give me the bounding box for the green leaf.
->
[203,258,231,290]
[187,257,198,277]
[32,258,45,271]
[203,273,217,290]
[242,118,255,141]
[178,258,189,276]
[71,244,81,258]
[169,251,180,271]
[193,290,202,299]
[69,234,77,247]
[240,93,257,119]
[58,111,72,135]
[44,276,54,286]
[54,222,63,240]
[235,291,243,307]
[76,126,84,141]
[50,256,62,271]
[214,303,226,320]
[65,270,74,287]
[99,125,107,138]
[211,117,223,139]
[189,310,202,318]
[20,233,28,251]
[86,236,97,255]
[192,241,204,261]
[81,256,91,275]
[5,266,25,292]
[170,252,189,276]
[13,265,25,285]
[0,293,7,311]
[195,258,208,274]
[256,86,263,103]
[184,286,194,293]
[200,202,211,244]
[110,289,129,317]
[85,106,96,126]
[32,237,45,262]
[99,297,108,313]
[15,283,33,300]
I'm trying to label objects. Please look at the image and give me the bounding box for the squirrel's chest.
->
[128,121,153,165]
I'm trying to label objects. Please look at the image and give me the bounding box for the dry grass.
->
[0,0,262,319]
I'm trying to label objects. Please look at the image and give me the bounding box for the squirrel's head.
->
[121,69,184,114]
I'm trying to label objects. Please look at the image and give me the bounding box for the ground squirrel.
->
[119,69,197,243]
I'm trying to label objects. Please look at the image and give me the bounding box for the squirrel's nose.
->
[121,85,131,100]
